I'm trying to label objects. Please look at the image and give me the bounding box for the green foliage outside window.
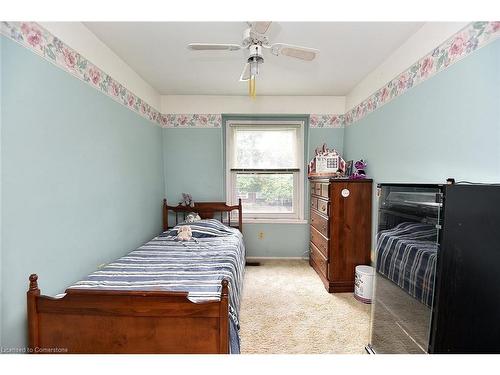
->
[237,174,293,203]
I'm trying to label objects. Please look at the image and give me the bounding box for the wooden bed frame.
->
[27,199,242,354]
[163,198,242,232]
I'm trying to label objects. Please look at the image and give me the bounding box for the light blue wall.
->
[308,128,344,160]
[1,36,165,348]
[163,121,344,258]
[163,129,225,202]
[344,39,500,253]
[242,223,310,258]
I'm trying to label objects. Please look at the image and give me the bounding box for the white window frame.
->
[225,120,305,224]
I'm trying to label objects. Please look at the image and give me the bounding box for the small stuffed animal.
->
[180,193,195,208]
[352,159,367,179]
[185,212,201,223]
[176,225,193,241]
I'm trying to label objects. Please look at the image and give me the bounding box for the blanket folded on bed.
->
[167,219,238,238]
[376,222,438,307]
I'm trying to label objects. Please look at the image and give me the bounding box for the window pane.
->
[236,173,294,213]
[234,129,297,168]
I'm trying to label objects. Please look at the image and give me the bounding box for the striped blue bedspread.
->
[68,219,245,353]
[376,222,438,307]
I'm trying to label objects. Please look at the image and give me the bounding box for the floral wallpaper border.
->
[344,21,500,126]
[309,114,344,128]
[1,21,164,126]
[0,22,228,128]
[161,114,222,128]
[2,21,499,129]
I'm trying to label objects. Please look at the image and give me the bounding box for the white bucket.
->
[354,265,374,304]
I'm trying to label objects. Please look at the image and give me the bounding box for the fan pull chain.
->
[249,77,256,98]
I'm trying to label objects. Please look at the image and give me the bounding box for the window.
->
[226,120,304,222]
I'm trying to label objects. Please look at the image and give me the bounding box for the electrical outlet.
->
[258,231,264,240]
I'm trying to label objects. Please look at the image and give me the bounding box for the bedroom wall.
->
[39,22,161,110]
[161,95,345,114]
[343,39,500,255]
[0,36,165,349]
[163,117,345,258]
[346,22,468,109]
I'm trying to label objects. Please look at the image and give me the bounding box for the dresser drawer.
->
[316,197,329,216]
[310,225,329,257]
[310,242,328,278]
[314,183,322,195]
[310,182,329,198]
[310,182,321,195]
[320,183,330,199]
[311,210,329,237]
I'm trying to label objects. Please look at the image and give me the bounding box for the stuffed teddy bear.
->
[176,225,193,241]
[185,212,201,223]
[180,193,195,208]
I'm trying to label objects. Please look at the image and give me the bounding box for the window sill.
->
[242,219,308,224]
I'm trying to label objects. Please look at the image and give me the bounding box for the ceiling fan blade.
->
[187,43,241,51]
[239,63,251,81]
[250,21,272,35]
[269,43,319,61]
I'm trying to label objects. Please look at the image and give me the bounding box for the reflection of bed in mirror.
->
[368,183,500,354]
[368,184,443,354]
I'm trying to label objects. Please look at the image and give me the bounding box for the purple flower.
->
[467,37,478,52]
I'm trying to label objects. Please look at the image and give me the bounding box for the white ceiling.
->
[84,22,424,96]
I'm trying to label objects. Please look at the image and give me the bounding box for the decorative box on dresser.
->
[308,177,373,293]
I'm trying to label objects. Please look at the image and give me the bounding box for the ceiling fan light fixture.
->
[186,22,319,98]
[247,60,257,97]
[249,59,260,76]
[246,44,263,97]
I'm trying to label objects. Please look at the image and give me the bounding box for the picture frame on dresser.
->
[345,160,354,178]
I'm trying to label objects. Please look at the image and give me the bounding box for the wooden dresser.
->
[309,177,372,293]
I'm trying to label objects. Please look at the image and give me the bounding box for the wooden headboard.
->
[163,199,242,232]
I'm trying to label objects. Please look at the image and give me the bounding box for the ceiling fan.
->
[187,22,320,97]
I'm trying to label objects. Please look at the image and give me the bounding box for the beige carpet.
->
[239,259,371,354]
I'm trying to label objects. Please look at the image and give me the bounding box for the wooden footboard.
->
[27,274,229,354]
